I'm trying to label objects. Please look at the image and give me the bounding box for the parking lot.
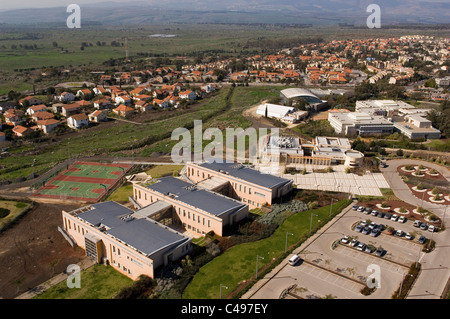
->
[246,201,438,299]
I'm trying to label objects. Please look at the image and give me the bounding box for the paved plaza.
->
[259,164,390,196]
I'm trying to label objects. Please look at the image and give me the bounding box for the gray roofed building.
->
[199,161,291,189]
[146,176,246,218]
[106,218,189,257]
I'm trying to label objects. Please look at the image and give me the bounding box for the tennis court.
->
[33,161,133,202]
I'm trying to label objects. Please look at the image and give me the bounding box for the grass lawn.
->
[182,199,351,299]
[106,182,133,203]
[34,264,133,299]
[146,165,185,178]
[0,200,31,231]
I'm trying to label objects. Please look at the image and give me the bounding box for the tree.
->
[396,149,404,157]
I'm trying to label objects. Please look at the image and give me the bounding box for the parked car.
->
[370,228,380,237]
[391,214,399,221]
[371,210,379,217]
[369,222,377,230]
[420,223,428,231]
[428,225,437,232]
[377,224,386,231]
[357,206,365,212]
[418,235,427,244]
[350,239,359,247]
[355,224,363,233]
[289,254,301,266]
[378,212,385,218]
[365,245,375,253]
[413,220,422,228]
[357,242,366,251]
[398,216,406,223]
[364,208,373,215]
[387,227,395,235]
[395,229,404,237]
[360,220,368,227]
[362,226,371,235]
[405,233,414,240]
[375,247,385,257]
[380,162,387,168]
[341,236,350,244]
[384,213,392,220]
[352,205,359,211]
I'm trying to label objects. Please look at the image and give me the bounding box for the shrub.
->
[381,201,389,208]
[417,207,426,214]
[396,149,404,157]
[416,183,424,190]
[431,187,439,195]
[399,207,407,213]
[114,275,156,299]
[326,167,333,173]
[0,208,10,218]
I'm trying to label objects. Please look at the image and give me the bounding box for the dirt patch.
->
[0,202,86,299]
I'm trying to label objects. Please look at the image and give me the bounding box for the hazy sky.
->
[2,0,448,11]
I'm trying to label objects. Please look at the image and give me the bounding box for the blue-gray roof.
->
[106,218,188,257]
[76,201,188,257]
[78,201,133,228]
[146,177,246,217]
[199,162,291,189]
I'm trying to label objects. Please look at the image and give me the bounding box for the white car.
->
[350,239,359,247]
[341,236,350,244]
[395,229,404,237]
[405,233,414,240]
[289,254,301,266]
[428,225,437,232]
[398,216,406,223]
[391,214,399,221]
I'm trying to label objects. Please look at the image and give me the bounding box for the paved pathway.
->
[15,257,95,299]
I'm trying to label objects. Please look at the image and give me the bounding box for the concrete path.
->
[15,257,95,299]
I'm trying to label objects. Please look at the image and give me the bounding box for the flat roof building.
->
[328,111,394,136]
[256,103,307,123]
[61,201,192,280]
[133,176,249,237]
[186,161,293,210]
[260,136,363,168]
[393,115,441,140]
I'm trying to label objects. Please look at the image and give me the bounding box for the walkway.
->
[15,257,95,299]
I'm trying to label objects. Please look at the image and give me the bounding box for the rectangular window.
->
[244,186,246,193]
[249,188,252,194]
[208,220,211,227]
[193,213,195,220]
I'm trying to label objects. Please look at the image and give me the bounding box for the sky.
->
[1,0,448,11]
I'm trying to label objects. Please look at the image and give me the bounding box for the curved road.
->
[381,159,450,299]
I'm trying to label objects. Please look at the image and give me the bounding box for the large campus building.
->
[186,161,293,209]
[61,201,192,280]
[260,135,364,168]
[132,175,249,237]
[328,111,394,136]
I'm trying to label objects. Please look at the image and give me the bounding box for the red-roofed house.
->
[12,125,31,137]
[178,90,196,100]
[89,110,108,123]
[113,104,134,117]
[36,119,60,134]
[67,113,89,129]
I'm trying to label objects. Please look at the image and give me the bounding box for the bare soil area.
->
[0,202,86,299]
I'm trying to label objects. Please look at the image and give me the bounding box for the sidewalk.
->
[242,200,356,299]
[15,257,95,299]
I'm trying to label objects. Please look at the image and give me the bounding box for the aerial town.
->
[0,1,449,307]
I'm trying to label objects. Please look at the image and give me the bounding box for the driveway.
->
[381,159,450,299]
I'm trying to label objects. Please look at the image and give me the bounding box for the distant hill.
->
[0,0,448,25]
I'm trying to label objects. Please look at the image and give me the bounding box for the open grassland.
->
[34,264,133,299]
[183,200,351,299]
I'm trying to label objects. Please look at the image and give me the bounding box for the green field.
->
[63,163,126,179]
[37,180,105,199]
[146,165,185,178]
[183,199,351,299]
[34,264,133,299]
[106,183,133,203]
